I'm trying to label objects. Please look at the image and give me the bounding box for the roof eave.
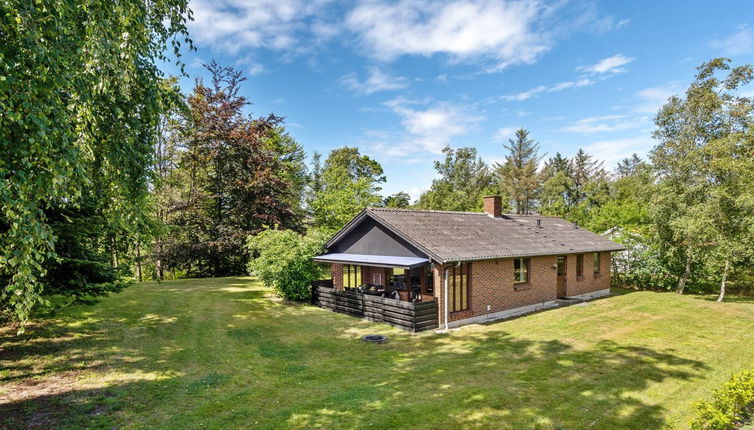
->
[433,246,627,263]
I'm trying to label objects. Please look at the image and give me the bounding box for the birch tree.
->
[651,58,754,298]
[1,0,192,327]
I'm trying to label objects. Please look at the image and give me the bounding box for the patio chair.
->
[410,286,422,302]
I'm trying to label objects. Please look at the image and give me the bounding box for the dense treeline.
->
[1,0,192,328]
[165,58,754,301]
[152,62,307,278]
[3,19,753,329]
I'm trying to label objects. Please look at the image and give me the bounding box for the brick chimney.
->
[483,196,502,218]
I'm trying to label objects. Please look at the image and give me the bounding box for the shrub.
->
[43,257,130,305]
[690,370,754,430]
[609,229,720,293]
[246,230,329,301]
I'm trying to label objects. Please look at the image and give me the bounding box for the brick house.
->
[313,196,625,330]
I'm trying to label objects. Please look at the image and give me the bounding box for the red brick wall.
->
[331,263,343,290]
[361,266,390,287]
[564,251,611,296]
[434,252,612,325]
[483,196,502,217]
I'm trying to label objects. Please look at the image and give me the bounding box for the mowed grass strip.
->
[1,277,753,429]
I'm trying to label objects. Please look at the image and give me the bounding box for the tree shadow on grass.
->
[689,293,754,304]
[0,378,177,429]
[0,277,268,428]
[0,277,715,429]
[282,330,709,430]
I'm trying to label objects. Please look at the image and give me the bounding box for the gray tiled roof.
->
[355,207,626,263]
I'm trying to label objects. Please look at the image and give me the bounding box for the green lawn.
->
[1,277,753,429]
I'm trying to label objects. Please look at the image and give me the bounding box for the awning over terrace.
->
[312,253,429,269]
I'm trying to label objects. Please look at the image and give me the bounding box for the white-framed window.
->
[514,258,530,284]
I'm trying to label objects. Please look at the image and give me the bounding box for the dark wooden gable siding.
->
[329,216,427,258]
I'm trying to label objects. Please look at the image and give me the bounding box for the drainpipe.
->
[443,261,461,332]
[443,266,449,331]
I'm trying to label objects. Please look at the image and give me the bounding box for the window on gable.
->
[514,258,530,284]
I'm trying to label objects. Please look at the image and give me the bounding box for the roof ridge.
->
[506,214,563,218]
[367,207,566,220]
[367,207,488,216]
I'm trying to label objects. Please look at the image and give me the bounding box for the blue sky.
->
[164,0,754,201]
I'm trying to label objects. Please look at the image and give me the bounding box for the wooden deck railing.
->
[311,283,438,332]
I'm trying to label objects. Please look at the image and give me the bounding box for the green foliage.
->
[246,230,328,301]
[588,154,652,234]
[690,370,754,430]
[310,147,385,232]
[650,58,754,298]
[40,201,131,304]
[265,126,309,216]
[608,229,678,291]
[416,146,500,212]
[539,150,610,228]
[539,153,574,219]
[382,192,412,208]
[43,259,128,305]
[0,0,191,327]
[155,62,305,277]
[495,128,543,214]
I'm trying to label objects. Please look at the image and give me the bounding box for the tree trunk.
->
[135,242,143,283]
[112,237,119,269]
[717,259,729,302]
[111,240,116,268]
[676,254,692,294]
[157,203,166,280]
[155,238,164,281]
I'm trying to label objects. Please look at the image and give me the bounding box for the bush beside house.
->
[246,230,328,301]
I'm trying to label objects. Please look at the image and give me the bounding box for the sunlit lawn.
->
[1,277,753,429]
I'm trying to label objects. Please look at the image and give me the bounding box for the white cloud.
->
[406,186,426,202]
[634,83,681,114]
[346,0,552,69]
[583,136,654,170]
[340,67,408,95]
[578,54,635,75]
[494,127,520,140]
[359,99,482,161]
[189,0,337,54]
[384,98,482,154]
[561,115,644,133]
[503,78,594,101]
[190,0,618,73]
[236,56,265,75]
[710,25,754,55]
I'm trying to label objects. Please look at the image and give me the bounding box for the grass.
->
[1,277,754,429]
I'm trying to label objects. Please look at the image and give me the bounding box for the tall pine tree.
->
[495,129,543,214]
